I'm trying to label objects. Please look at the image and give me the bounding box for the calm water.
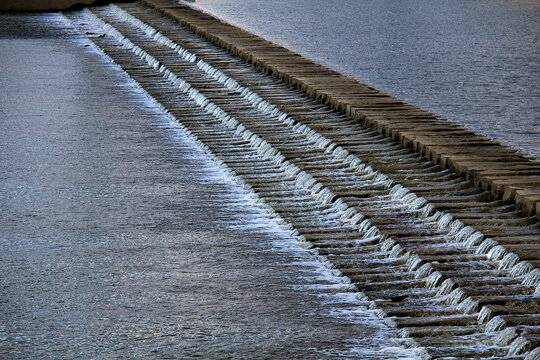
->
[192,0,540,160]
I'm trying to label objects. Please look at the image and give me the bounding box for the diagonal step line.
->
[105,4,540,294]
[86,6,537,336]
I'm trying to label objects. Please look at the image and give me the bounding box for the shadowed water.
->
[0,13,416,359]
[192,0,540,160]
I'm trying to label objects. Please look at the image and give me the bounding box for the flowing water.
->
[191,0,540,160]
[0,12,416,359]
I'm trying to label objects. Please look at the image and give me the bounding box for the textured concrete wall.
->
[0,0,101,10]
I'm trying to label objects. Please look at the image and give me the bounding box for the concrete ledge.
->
[143,0,540,219]
[1,0,105,11]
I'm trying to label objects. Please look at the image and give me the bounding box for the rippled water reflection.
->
[192,0,540,160]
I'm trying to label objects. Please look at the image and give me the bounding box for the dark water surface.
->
[0,13,415,359]
[192,0,540,160]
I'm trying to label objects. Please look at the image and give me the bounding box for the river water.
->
[0,12,416,359]
[191,0,540,160]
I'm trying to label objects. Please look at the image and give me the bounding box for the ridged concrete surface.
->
[141,0,540,220]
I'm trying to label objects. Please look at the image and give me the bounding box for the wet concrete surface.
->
[0,13,414,359]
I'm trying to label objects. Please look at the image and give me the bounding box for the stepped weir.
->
[2,0,539,358]
[65,2,540,357]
